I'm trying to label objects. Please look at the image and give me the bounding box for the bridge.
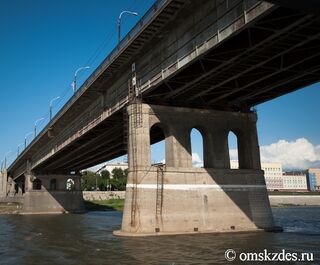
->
[1,0,319,235]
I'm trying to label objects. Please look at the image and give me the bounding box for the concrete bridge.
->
[1,0,320,235]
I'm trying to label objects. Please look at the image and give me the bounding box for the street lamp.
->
[4,150,12,169]
[17,143,24,157]
[50,96,60,121]
[118,11,138,47]
[34,117,45,137]
[71,66,90,94]
[24,132,33,149]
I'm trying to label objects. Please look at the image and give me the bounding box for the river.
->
[0,207,319,264]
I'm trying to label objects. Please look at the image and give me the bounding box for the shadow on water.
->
[0,207,319,265]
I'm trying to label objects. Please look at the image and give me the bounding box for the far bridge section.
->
[2,0,320,230]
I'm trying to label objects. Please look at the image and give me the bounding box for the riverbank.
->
[269,195,320,207]
[84,199,124,211]
[83,196,320,212]
[2,194,320,215]
[83,191,320,208]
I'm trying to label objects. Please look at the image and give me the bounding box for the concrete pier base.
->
[0,170,7,198]
[115,103,275,236]
[21,173,84,214]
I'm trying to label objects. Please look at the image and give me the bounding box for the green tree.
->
[112,168,125,179]
[81,171,97,191]
[100,170,110,179]
[110,168,127,190]
[97,170,111,191]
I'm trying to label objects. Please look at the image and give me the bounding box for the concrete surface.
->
[83,191,126,201]
[116,103,274,236]
[20,173,84,214]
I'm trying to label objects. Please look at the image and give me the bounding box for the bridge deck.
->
[8,0,320,178]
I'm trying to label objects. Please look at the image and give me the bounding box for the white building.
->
[103,163,128,174]
[282,172,308,191]
[230,160,283,190]
[261,162,283,190]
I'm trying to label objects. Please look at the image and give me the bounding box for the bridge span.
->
[1,0,319,235]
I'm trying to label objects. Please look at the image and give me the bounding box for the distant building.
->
[282,171,308,191]
[308,168,320,191]
[103,163,128,174]
[307,172,317,191]
[261,162,283,191]
[230,160,283,190]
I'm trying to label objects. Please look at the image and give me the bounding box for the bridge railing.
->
[9,0,170,171]
[32,0,266,169]
[13,0,271,172]
[75,0,168,95]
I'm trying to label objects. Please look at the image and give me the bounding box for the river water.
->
[0,207,319,265]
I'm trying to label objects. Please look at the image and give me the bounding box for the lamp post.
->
[118,11,138,47]
[34,117,45,137]
[4,150,12,169]
[24,132,33,149]
[71,66,90,94]
[17,143,24,157]
[50,96,60,120]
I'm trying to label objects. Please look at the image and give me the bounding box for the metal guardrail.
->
[51,0,169,122]
[8,0,170,171]
[10,0,270,173]
[31,0,269,169]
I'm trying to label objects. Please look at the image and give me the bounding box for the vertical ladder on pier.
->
[127,62,143,227]
[156,164,164,223]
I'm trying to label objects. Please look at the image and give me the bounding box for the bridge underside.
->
[143,6,320,110]
[32,5,320,174]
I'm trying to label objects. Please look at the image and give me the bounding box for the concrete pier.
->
[115,103,275,236]
[0,170,8,197]
[21,173,84,214]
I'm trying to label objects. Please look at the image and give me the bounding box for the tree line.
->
[81,167,128,191]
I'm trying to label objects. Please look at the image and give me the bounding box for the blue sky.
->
[0,0,319,169]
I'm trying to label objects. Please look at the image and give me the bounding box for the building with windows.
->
[307,172,317,191]
[308,168,320,191]
[261,162,283,190]
[103,163,128,175]
[282,171,308,191]
[230,161,283,190]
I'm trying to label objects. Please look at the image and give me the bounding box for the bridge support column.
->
[0,170,8,198]
[115,103,275,236]
[21,173,84,214]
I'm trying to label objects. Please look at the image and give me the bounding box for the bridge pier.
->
[115,103,275,236]
[21,173,84,214]
[0,170,8,198]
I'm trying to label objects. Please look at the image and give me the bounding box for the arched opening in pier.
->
[150,124,166,165]
[66,178,75,191]
[228,131,239,169]
[190,128,204,168]
[50,179,57,190]
[33,179,42,190]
